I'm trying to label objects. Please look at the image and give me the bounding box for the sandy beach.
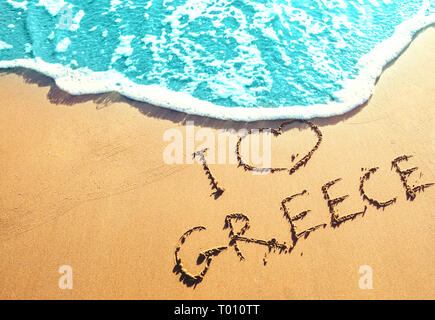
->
[0,27,433,300]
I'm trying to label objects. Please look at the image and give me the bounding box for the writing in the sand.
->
[173,120,433,288]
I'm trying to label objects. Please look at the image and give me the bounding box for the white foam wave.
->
[0,8,434,122]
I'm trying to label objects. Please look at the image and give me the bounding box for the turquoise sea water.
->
[0,0,434,121]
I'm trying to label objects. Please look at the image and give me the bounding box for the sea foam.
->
[0,0,434,121]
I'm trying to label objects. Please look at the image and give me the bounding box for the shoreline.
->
[0,24,433,128]
[0,27,433,299]
[0,17,434,121]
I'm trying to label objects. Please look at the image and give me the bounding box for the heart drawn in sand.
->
[236,120,323,174]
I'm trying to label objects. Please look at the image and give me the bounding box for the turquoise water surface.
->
[0,0,434,120]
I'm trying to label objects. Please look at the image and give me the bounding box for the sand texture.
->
[0,27,434,300]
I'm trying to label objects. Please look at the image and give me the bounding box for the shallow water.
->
[0,0,434,120]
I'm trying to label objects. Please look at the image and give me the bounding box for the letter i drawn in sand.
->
[193,148,225,199]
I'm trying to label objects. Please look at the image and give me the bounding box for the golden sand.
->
[0,27,433,299]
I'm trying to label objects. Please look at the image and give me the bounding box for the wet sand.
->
[0,27,433,299]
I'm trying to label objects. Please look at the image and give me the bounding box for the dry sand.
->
[0,27,433,300]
